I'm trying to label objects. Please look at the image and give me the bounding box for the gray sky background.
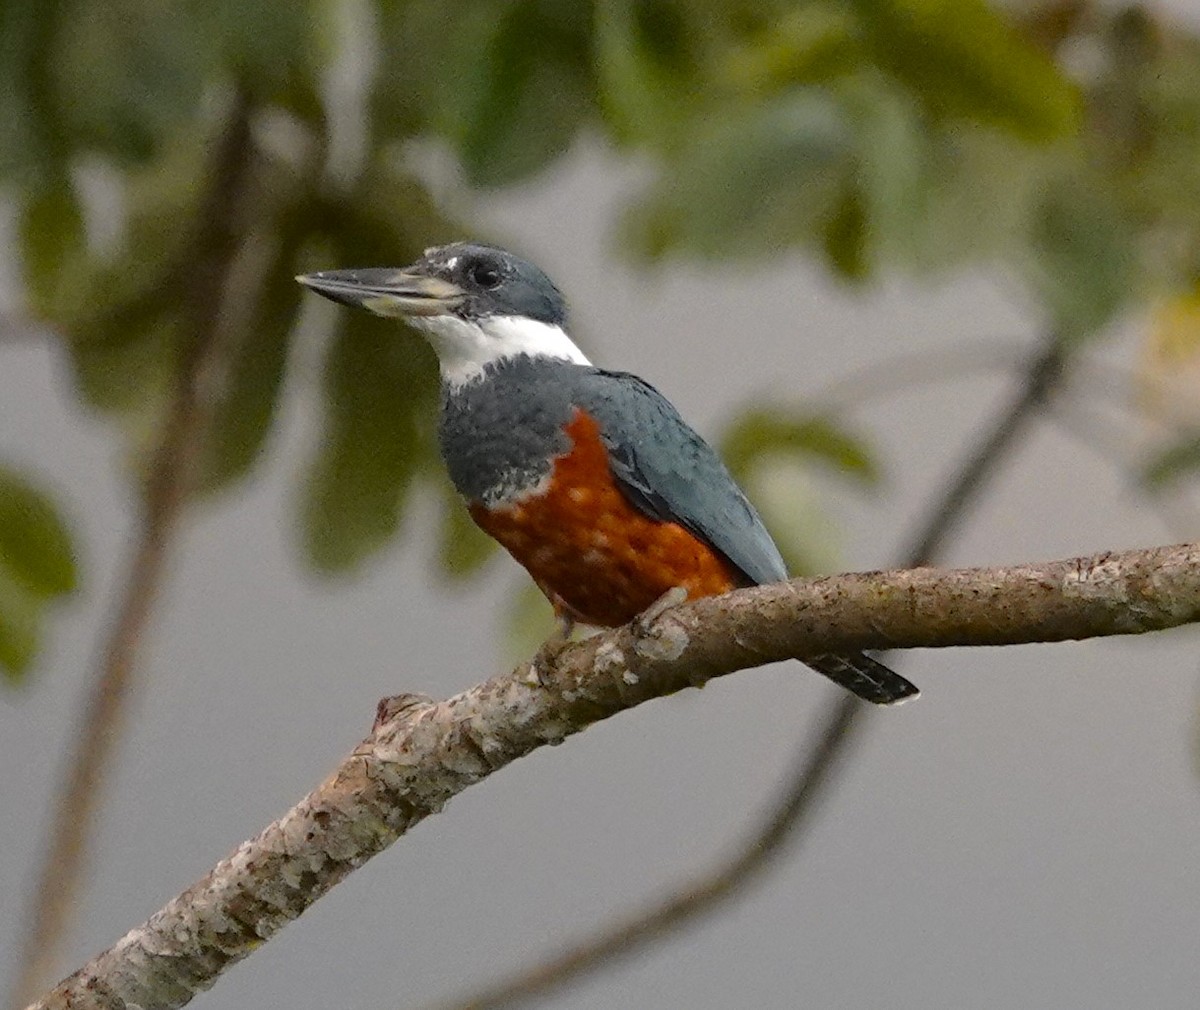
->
[3,139,1199,1010]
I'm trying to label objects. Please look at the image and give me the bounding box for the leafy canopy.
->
[5,0,1200,677]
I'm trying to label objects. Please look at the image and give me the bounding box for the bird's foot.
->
[634,586,689,636]
[530,612,577,688]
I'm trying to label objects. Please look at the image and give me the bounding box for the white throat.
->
[410,314,591,388]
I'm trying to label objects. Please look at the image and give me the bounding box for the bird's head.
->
[297,242,590,388]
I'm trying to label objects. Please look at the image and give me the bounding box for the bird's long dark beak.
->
[296,269,465,318]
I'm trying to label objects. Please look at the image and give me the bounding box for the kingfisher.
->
[298,243,918,705]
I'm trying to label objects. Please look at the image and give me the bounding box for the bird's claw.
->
[530,619,575,688]
[634,586,689,636]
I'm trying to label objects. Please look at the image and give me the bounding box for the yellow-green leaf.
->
[622,91,854,260]
[0,466,78,598]
[0,466,76,685]
[300,314,438,574]
[1134,289,1200,429]
[852,0,1081,141]
[448,0,593,187]
[201,231,305,493]
[0,565,42,684]
[595,0,700,148]
[1027,177,1135,342]
[1142,432,1200,490]
[20,177,85,312]
[504,581,555,666]
[436,483,498,582]
[823,182,869,281]
[722,410,881,486]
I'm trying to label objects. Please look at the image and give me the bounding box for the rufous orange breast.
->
[469,409,739,627]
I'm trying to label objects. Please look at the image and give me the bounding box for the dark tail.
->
[805,652,919,705]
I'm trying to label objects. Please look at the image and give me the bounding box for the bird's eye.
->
[468,261,502,289]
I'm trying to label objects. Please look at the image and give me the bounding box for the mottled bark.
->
[30,542,1200,1010]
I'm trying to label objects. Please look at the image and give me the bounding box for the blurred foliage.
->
[1143,433,1200,491]
[722,410,880,487]
[722,410,880,574]
[436,478,500,582]
[5,0,1200,674]
[1136,288,1200,489]
[505,582,558,666]
[0,467,77,682]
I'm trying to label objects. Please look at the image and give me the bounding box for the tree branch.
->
[28,541,1200,1010]
[434,335,1070,1009]
[9,89,257,1010]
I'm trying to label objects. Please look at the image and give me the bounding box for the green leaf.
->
[1141,432,1200,490]
[300,313,438,574]
[200,230,305,493]
[445,0,594,186]
[19,176,87,312]
[436,484,498,582]
[897,127,1046,272]
[721,410,881,486]
[1092,15,1200,281]
[846,79,935,267]
[623,91,854,260]
[53,0,209,165]
[504,581,555,665]
[370,0,480,138]
[193,0,309,93]
[1026,176,1135,342]
[297,160,464,572]
[595,0,701,147]
[851,0,1080,142]
[721,410,880,577]
[0,565,43,684]
[0,466,78,598]
[724,5,864,95]
[338,158,456,261]
[822,181,869,280]
[0,0,68,183]
[375,0,594,185]
[739,459,846,577]
[50,128,215,418]
[0,466,76,684]
[66,294,181,417]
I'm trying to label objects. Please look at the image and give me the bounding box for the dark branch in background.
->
[427,702,864,1010]
[808,338,1025,413]
[9,89,257,1010]
[904,337,1065,564]
[27,542,1200,1010]
[432,335,1070,1010]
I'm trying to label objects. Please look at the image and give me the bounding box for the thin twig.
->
[428,335,1071,1010]
[904,337,1066,566]
[807,338,1025,414]
[9,90,257,1010]
[27,541,1200,1010]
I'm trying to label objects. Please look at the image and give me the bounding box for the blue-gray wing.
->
[576,367,921,706]
[576,368,787,587]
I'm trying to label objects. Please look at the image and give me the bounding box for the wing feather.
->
[577,369,787,586]
[574,367,920,706]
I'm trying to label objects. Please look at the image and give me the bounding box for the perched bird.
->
[298,243,918,705]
